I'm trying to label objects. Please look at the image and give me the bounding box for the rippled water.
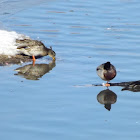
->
[1,0,140,139]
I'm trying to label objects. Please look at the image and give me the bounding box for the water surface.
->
[1,0,140,139]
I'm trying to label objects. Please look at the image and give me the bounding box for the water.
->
[1,0,140,139]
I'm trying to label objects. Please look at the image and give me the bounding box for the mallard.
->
[16,39,56,65]
[96,62,116,86]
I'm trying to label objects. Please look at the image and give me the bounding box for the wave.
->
[0,0,47,20]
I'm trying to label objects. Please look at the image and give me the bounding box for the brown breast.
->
[104,70,116,81]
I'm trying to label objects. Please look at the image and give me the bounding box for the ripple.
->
[1,0,140,139]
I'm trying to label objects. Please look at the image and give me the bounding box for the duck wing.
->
[17,45,29,50]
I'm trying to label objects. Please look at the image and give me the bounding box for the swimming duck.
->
[96,62,116,86]
[16,39,56,65]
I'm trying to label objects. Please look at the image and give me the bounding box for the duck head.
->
[48,46,56,60]
[104,62,111,70]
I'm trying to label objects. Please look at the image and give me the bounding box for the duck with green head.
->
[96,62,116,87]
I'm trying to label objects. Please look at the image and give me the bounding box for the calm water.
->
[1,0,140,139]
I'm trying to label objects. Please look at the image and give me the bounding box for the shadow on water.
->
[110,81,140,92]
[91,80,140,92]
[14,60,56,80]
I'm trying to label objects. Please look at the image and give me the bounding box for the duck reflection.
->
[14,60,56,80]
[97,89,117,111]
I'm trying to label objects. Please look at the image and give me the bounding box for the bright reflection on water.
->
[1,0,140,140]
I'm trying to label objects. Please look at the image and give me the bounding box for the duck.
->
[16,39,56,65]
[96,62,116,87]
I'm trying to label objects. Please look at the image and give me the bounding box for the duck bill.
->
[53,57,56,60]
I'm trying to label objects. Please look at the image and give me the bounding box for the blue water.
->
[1,0,140,139]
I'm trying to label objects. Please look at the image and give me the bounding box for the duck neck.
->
[44,47,49,55]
